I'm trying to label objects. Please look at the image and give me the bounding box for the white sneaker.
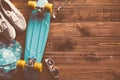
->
[0,12,16,40]
[0,0,26,31]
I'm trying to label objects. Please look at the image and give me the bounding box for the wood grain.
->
[14,22,120,80]
[11,0,120,22]
[0,0,120,80]
[49,22,120,37]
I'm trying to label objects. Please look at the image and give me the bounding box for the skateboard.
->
[0,40,22,79]
[16,0,58,80]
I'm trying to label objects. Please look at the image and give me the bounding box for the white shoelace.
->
[0,13,7,33]
[7,11,18,22]
[0,21,7,33]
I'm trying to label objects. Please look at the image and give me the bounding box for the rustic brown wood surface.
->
[0,0,120,80]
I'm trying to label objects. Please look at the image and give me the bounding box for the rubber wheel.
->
[33,62,42,72]
[44,3,53,13]
[28,1,36,9]
[16,60,26,70]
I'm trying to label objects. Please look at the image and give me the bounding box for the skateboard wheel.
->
[28,1,36,9]
[44,3,53,13]
[16,60,26,70]
[34,62,42,72]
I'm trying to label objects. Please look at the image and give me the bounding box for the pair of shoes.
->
[0,12,16,40]
[0,0,26,40]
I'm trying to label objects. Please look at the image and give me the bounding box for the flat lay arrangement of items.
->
[0,0,59,80]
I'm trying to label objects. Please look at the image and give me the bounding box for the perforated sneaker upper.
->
[0,0,26,31]
[0,14,7,33]
[0,12,16,40]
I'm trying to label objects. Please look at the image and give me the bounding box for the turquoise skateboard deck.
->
[24,0,50,64]
[16,0,59,80]
[21,0,51,80]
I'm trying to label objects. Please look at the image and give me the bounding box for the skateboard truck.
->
[26,58,36,67]
[16,58,42,73]
[36,7,45,18]
[45,58,59,79]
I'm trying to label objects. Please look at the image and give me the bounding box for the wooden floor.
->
[5,0,120,80]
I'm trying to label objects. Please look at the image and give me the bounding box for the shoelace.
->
[0,20,7,33]
[7,11,18,22]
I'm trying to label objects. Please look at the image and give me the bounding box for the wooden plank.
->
[45,52,120,56]
[12,0,120,6]
[49,22,120,37]
[59,66,120,76]
[11,0,120,22]
[44,52,120,67]
[46,37,120,52]
[44,52,120,60]
[58,66,120,80]
[52,6,120,22]
[54,0,120,5]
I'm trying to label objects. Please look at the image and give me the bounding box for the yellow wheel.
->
[44,3,53,13]
[28,1,36,9]
[16,60,26,70]
[34,62,42,72]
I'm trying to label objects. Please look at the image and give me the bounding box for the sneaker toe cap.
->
[14,20,26,32]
